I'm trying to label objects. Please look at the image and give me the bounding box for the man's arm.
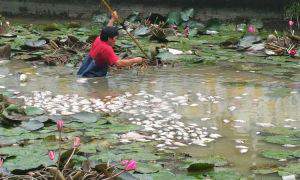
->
[115,57,144,67]
[107,11,118,27]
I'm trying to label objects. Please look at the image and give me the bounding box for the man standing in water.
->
[77,12,145,77]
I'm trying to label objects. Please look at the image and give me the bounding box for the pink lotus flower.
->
[170,24,178,30]
[123,160,137,171]
[73,137,80,148]
[48,151,55,161]
[288,20,294,27]
[56,120,64,131]
[0,158,3,167]
[288,49,297,56]
[184,25,190,38]
[121,160,129,166]
[248,25,256,33]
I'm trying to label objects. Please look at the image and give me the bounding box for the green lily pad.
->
[181,8,194,22]
[293,150,300,158]
[187,163,214,173]
[25,106,44,116]
[264,135,300,146]
[261,150,294,160]
[70,112,100,123]
[136,163,161,174]
[21,120,44,131]
[278,163,300,176]
[267,88,291,97]
[30,115,49,123]
[207,170,241,180]
[263,127,299,136]
[250,164,279,175]
[0,143,56,172]
[167,11,182,25]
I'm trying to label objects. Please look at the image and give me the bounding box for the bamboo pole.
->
[100,0,149,59]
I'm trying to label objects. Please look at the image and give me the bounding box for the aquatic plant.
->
[285,2,300,28]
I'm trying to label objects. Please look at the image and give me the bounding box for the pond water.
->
[0,60,299,177]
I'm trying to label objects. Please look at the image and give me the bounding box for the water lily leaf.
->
[262,127,299,136]
[157,51,178,61]
[21,120,44,131]
[261,150,294,160]
[25,106,44,116]
[207,170,241,180]
[134,26,150,37]
[181,8,194,22]
[30,115,49,123]
[264,135,300,146]
[278,163,300,176]
[70,112,100,123]
[293,150,300,158]
[267,88,291,97]
[136,163,161,174]
[0,144,56,172]
[167,11,182,25]
[133,171,175,179]
[187,163,214,173]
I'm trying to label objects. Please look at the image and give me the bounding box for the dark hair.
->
[100,26,119,41]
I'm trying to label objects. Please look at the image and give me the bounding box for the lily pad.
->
[0,143,56,172]
[29,115,49,123]
[207,170,241,180]
[70,112,100,123]
[181,8,194,22]
[187,163,214,173]
[167,11,182,25]
[25,106,44,116]
[135,163,161,174]
[251,164,279,175]
[264,135,300,146]
[261,150,294,160]
[21,120,44,131]
[278,163,300,176]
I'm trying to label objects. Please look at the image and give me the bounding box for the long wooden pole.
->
[100,0,148,59]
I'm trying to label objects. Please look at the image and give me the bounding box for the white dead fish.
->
[282,144,296,148]
[228,106,237,112]
[19,74,28,82]
[223,119,230,123]
[240,149,248,154]
[282,175,296,180]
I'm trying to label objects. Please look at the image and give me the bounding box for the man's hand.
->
[133,57,146,63]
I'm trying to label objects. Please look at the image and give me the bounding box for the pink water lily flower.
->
[248,25,256,33]
[288,20,294,27]
[121,160,129,166]
[0,158,3,167]
[288,49,297,56]
[56,120,64,131]
[124,160,137,171]
[48,151,55,161]
[73,137,81,148]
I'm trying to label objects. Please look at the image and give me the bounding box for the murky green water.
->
[0,60,299,177]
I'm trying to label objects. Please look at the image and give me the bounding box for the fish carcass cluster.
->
[18,90,224,150]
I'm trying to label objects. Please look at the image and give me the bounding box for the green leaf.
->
[70,112,100,123]
[278,163,300,176]
[207,170,241,180]
[187,163,214,173]
[181,8,194,22]
[25,106,44,116]
[261,150,294,160]
[264,135,300,146]
[21,120,44,131]
[167,11,182,25]
[136,163,161,174]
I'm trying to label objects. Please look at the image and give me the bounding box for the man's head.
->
[100,26,119,46]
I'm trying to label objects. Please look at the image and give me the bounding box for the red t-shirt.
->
[89,37,119,67]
